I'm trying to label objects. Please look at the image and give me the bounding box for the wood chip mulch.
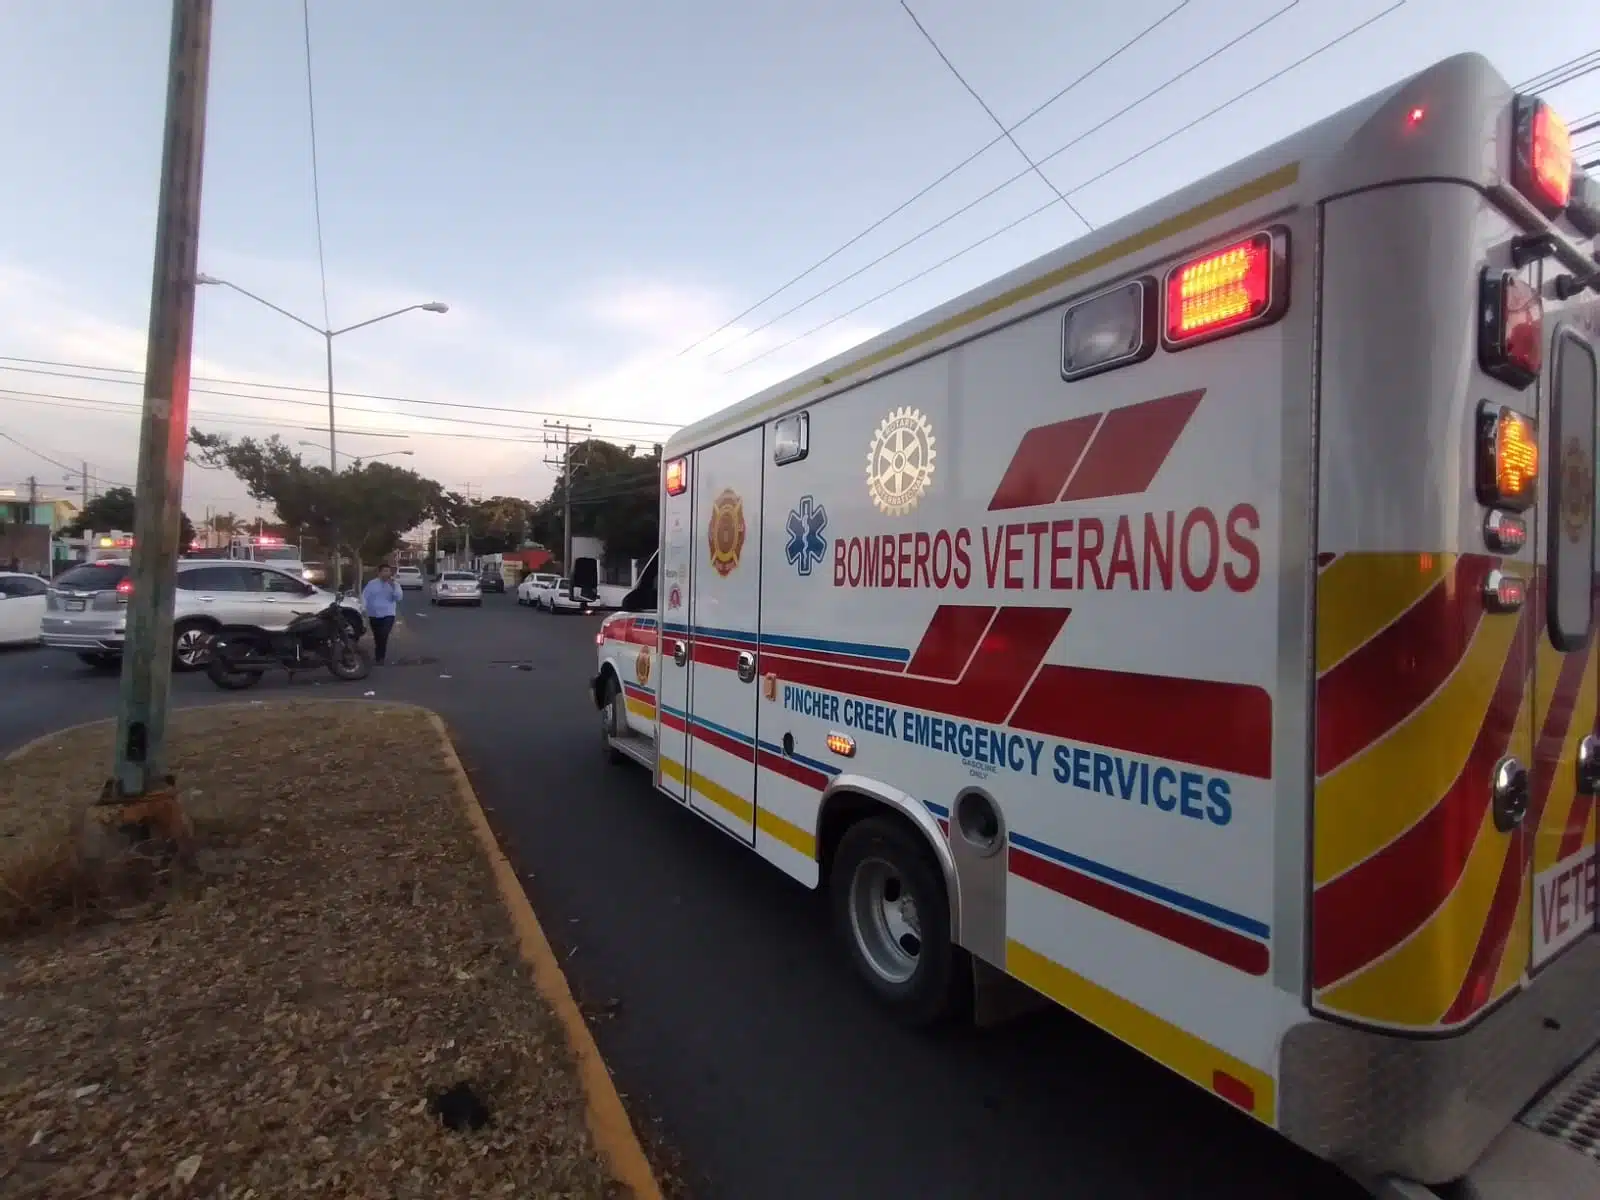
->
[0,700,620,1199]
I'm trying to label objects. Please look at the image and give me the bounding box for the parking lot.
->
[0,593,1365,1200]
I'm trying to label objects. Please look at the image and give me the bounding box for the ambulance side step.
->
[609,734,657,772]
[1440,1039,1600,1200]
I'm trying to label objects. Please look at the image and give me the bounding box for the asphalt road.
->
[0,594,1367,1200]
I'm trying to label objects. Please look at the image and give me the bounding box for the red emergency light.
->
[1162,229,1288,350]
[1512,96,1572,216]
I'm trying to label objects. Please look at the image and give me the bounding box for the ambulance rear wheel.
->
[831,815,968,1027]
[599,674,627,765]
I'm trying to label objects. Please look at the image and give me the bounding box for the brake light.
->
[1479,269,1542,389]
[664,457,688,497]
[1476,402,1539,512]
[1484,569,1527,613]
[1513,96,1572,215]
[115,578,133,600]
[1162,229,1287,349]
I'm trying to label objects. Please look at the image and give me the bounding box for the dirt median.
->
[0,699,656,1198]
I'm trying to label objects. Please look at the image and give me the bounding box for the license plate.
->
[64,598,85,611]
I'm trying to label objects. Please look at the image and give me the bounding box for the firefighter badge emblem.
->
[635,646,652,686]
[867,406,936,516]
[707,487,746,577]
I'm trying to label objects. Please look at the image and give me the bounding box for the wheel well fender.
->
[816,775,960,942]
[173,615,218,631]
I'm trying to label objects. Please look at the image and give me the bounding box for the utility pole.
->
[543,421,590,573]
[104,0,212,812]
[81,461,89,507]
[26,475,37,509]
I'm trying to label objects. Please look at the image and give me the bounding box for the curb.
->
[426,712,663,1200]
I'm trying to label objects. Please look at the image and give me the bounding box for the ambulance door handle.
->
[1578,735,1600,796]
[671,639,688,667]
[736,651,757,683]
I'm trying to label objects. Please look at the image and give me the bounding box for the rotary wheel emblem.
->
[707,488,746,577]
[635,646,652,685]
[1561,437,1592,545]
[866,406,936,516]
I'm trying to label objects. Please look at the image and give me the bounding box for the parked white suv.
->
[41,559,365,672]
[395,564,426,591]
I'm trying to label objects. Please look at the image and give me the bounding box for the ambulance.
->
[592,54,1600,1197]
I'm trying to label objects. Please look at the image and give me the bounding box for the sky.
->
[0,0,1595,524]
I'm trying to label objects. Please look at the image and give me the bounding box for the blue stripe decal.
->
[623,682,657,697]
[1009,831,1271,940]
[923,800,950,819]
[684,712,756,747]
[757,630,910,663]
[663,620,689,634]
[756,739,840,778]
[661,700,688,720]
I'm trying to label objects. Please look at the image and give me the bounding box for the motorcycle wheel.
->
[328,639,372,681]
[206,653,265,690]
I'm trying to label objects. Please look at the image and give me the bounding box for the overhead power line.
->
[0,355,683,431]
[300,0,332,330]
[711,0,1307,361]
[0,428,132,489]
[728,0,1404,375]
[1519,50,1600,93]
[0,386,669,449]
[898,0,1091,230]
[676,0,1195,357]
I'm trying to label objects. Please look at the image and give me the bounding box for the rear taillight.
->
[115,578,134,600]
[1479,268,1542,389]
[1476,402,1539,512]
[1162,229,1288,350]
[1513,96,1573,216]
[1484,568,1528,613]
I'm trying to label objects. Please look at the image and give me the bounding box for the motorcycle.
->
[205,596,371,690]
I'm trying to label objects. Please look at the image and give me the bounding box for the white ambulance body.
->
[592,54,1600,1197]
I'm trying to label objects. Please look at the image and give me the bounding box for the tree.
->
[64,485,195,549]
[557,439,659,562]
[187,431,452,564]
[453,494,537,556]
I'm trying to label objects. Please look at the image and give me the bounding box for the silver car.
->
[41,559,364,672]
[429,570,482,607]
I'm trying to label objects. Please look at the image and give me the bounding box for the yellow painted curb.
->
[426,712,663,1200]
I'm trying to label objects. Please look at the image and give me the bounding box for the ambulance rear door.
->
[1529,315,1600,973]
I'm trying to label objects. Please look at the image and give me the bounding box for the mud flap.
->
[971,955,1049,1028]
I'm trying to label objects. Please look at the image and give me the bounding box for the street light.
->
[196,273,447,588]
[296,441,414,469]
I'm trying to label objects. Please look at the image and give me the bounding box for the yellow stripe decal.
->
[661,756,817,856]
[1315,553,1455,675]
[1314,613,1519,884]
[756,807,817,859]
[682,162,1301,446]
[1006,939,1276,1125]
[625,697,657,720]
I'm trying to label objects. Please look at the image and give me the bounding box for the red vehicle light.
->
[1513,96,1572,215]
[1478,269,1542,389]
[115,578,134,598]
[1162,230,1287,349]
[664,457,688,497]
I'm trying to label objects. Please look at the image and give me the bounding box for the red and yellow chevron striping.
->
[1306,552,1600,1030]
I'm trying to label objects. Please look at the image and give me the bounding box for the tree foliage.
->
[64,485,195,548]
[187,431,452,563]
[550,439,660,563]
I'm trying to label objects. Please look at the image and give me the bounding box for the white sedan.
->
[533,577,591,613]
[430,570,483,607]
[0,571,48,645]
[516,572,560,606]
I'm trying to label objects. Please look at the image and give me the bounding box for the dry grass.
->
[0,700,618,1199]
